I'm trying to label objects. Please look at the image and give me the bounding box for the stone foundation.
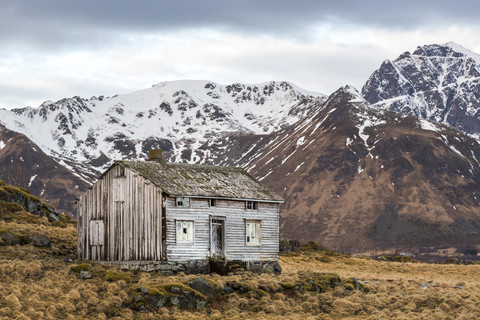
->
[96,260,210,274]
[94,259,281,275]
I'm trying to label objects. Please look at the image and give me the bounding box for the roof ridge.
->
[112,159,284,202]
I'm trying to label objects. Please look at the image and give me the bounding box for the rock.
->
[169,296,180,307]
[169,286,181,294]
[177,293,197,309]
[140,287,149,294]
[132,295,149,313]
[79,271,92,279]
[30,233,51,247]
[273,262,282,274]
[279,239,301,254]
[189,277,214,297]
[223,286,233,294]
[1,232,19,246]
[263,261,282,274]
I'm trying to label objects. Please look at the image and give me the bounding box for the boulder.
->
[189,277,214,297]
[30,233,51,247]
[1,232,19,246]
[279,239,301,254]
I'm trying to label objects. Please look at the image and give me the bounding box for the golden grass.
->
[2,215,480,319]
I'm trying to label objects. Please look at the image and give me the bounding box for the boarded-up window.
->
[176,197,190,207]
[89,220,104,246]
[176,220,194,243]
[246,220,261,245]
[112,178,125,201]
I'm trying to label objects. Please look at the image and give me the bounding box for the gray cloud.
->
[0,0,480,108]
[2,0,480,50]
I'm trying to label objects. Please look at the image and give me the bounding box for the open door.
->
[211,218,225,259]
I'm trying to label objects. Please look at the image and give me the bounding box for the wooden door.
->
[211,219,224,258]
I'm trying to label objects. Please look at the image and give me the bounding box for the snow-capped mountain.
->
[362,42,480,138]
[0,80,325,182]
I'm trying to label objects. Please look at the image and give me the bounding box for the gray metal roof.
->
[113,160,284,203]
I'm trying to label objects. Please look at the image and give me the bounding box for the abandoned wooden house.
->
[77,150,284,273]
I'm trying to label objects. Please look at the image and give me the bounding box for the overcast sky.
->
[1,0,480,108]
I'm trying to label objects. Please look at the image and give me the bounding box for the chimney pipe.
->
[148,149,164,162]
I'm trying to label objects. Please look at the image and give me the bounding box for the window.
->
[246,201,258,210]
[209,199,217,207]
[176,197,190,207]
[176,220,194,243]
[246,220,261,245]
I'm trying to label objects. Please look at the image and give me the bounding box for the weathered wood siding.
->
[165,197,279,262]
[78,164,163,261]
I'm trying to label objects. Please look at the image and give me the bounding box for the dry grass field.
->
[2,211,480,319]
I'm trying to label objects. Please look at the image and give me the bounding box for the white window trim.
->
[176,220,195,244]
[245,220,261,246]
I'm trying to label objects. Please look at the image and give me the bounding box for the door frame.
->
[210,216,226,259]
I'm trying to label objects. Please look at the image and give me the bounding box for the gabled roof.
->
[109,160,284,203]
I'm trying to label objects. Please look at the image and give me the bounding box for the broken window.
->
[246,220,261,245]
[209,199,217,207]
[176,197,190,207]
[176,220,194,243]
[246,201,258,210]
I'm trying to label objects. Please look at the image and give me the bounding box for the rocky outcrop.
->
[0,179,59,221]
[132,274,367,312]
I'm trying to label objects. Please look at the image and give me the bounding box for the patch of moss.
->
[69,263,91,274]
[105,270,132,283]
[0,206,47,225]
[0,201,24,213]
[280,281,298,290]
[256,289,268,297]
[159,282,207,300]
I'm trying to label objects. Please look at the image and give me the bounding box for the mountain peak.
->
[445,41,480,62]
[362,43,480,137]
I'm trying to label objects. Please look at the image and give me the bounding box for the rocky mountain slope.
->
[246,86,480,252]
[0,80,324,179]
[362,42,480,139]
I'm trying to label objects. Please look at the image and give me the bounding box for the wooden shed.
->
[77,151,284,273]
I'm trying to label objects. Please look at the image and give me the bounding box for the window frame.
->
[209,199,217,207]
[176,197,190,208]
[176,220,194,244]
[245,220,261,246]
[246,201,258,210]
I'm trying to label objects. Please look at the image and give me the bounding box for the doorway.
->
[210,218,225,258]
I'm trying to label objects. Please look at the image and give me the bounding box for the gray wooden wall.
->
[165,197,279,262]
[78,164,163,261]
